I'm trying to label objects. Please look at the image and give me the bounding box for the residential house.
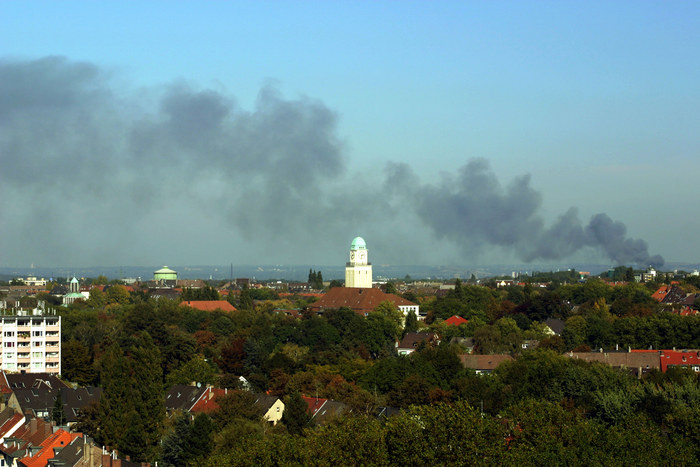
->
[7,387,101,426]
[253,394,285,425]
[301,396,349,425]
[544,318,565,336]
[165,384,208,414]
[0,408,24,444]
[564,351,660,377]
[459,354,514,375]
[179,301,237,312]
[309,287,420,320]
[397,332,440,356]
[444,315,468,326]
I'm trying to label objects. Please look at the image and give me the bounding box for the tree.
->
[183,413,215,462]
[61,339,96,385]
[52,389,66,425]
[105,285,130,305]
[98,333,164,462]
[403,310,419,336]
[238,285,253,310]
[166,354,216,387]
[282,392,313,435]
[161,414,190,467]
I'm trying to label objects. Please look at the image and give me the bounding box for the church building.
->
[345,236,372,288]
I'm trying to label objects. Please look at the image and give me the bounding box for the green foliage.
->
[181,285,220,301]
[61,339,97,385]
[98,333,165,462]
[52,389,66,425]
[282,391,313,435]
[166,354,216,387]
[308,269,324,289]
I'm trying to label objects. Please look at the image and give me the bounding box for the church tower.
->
[345,236,372,288]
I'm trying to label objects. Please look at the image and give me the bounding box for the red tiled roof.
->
[658,349,700,372]
[190,387,228,413]
[20,429,82,467]
[0,413,24,441]
[301,396,327,416]
[279,293,324,298]
[652,285,672,302]
[309,287,416,315]
[444,315,469,326]
[179,300,237,312]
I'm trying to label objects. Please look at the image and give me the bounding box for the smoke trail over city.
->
[0,57,664,268]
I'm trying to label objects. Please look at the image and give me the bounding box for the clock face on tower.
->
[350,251,355,260]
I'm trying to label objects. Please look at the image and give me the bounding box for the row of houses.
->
[0,372,140,467]
[455,349,700,376]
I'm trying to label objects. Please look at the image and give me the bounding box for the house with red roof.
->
[309,287,419,319]
[301,396,349,425]
[444,315,468,326]
[0,409,24,444]
[19,428,82,467]
[658,349,700,372]
[179,300,237,312]
[651,285,672,302]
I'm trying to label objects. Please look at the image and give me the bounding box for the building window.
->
[4,342,14,348]
[32,331,43,337]
[32,352,42,358]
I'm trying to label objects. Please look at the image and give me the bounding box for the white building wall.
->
[0,316,61,374]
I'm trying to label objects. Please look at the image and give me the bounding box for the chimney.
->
[30,418,37,433]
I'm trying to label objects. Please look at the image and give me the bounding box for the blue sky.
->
[1,2,699,268]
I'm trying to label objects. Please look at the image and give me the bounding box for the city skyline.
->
[2,2,698,268]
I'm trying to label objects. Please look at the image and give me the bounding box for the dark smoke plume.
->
[388,159,664,268]
[0,56,664,268]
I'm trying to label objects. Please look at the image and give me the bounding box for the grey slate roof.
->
[165,384,207,412]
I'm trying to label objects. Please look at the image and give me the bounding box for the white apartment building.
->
[0,315,61,374]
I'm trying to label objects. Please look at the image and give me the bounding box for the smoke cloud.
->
[0,56,664,268]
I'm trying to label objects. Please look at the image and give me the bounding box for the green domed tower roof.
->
[350,236,367,250]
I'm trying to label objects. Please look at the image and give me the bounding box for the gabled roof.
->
[10,387,102,423]
[398,332,439,351]
[309,287,417,315]
[444,315,469,326]
[179,300,237,312]
[658,349,700,372]
[253,393,280,413]
[302,396,327,417]
[0,373,70,397]
[0,409,24,442]
[652,285,672,302]
[459,354,514,371]
[19,429,81,467]
[544,318,565,335]
[165,385,208,412]
[8,417,54,451]
[565,351,660,370]
[190,388,227,413]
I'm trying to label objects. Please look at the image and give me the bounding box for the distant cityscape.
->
[4,261,700,284]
